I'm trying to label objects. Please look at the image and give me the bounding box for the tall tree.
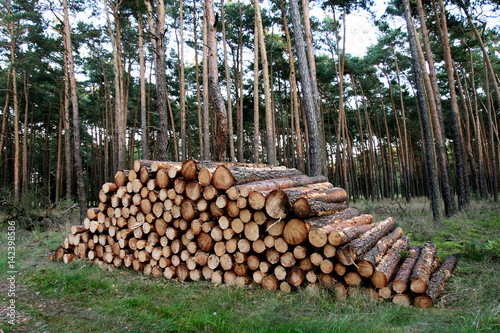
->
[289,0,327,177]
[221,0,235,162]
[205,0,228,161]
[255,0,276,165]
[7,0,20,200]
[179,0,186,160]
[63,0,86,220]
[138,15,148,160]
[145,0,170,161]
[434,0,470,209]
[105,0,126,171]
[415,0,455,216]
[202,12,210,160]
[402,0,442,225]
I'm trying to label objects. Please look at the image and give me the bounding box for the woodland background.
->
[1,0,499,224]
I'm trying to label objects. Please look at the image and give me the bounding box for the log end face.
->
[213,166,236,190]
[308,229,328,248]
[410,278,427,294]
[371,271,388,289]
[282,219,309,246]
[265,190,291,219]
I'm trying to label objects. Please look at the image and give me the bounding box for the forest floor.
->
[0,198,499,333]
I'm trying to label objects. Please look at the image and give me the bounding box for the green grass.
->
[1,199,499,333]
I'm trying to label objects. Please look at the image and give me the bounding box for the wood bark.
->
[414,254,459,308]
[370,235,411,288]
[410,242,437,294]
[308,214,373,248]
[64,0,86,220]
[357,227,403,278]
[282,208,360,246]
[289,0,326,177]
[336,217,395,266]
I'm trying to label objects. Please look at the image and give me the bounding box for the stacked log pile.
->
[53,159,457,307]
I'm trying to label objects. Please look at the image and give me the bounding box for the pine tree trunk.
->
[402,0,443,225]
[138,16,148,160]
[255,0,276,166]
[192,0,203,161]
[64,0,87,220]
[202,14,211,160]
[253,16,260,164]
[205,0,228,161]
[289,0,326,177]
[436,0,470,209]
[221,0,235,162]
[179,0,186,161]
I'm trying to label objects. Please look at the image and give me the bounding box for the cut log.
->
[393,245,421,294]
[102,182,118,193]
[198,167,214,187]
[336,217,396,266]
[357,227,404,278]
[248,191,266,210]
[114,170,129,187]
[138,166,151,184]
[212,165,302,190]
[203,185,218,201]
[410,242,437,294]
[244,222,260,242]
[344,271,362,286]
[283,208,360,246]
[293,199,348,218]
[262,275,279,290]
[197,232,214,253]
[370,235,411,288]
[392,294,411,307]
[233,175,327,195]
[309,213,372,248]
[280,281,292,292]
[174,178,186,195]
[156,169,170,189]
[181,159,198,180]
[265,190,292,219]
[185,181,202,201]
[286,266,305,287]
[414,254,459,308]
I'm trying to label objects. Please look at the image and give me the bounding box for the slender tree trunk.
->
[202,13,211,160]
[253,16,260,163]
[8,0,20,201]
[55,90,63,204]
[221,0,235,162]
[192,0,203,160]
[237,1,244,162]
[301,0,320,109]
[145,0,170,161]
[205,0,228,161]
[435,0,470,209]
[280,0,304,172]
[64,0,87,220]
[0,70,10,180]
[416,0,456,216]
[289,0,326,177]
[402,0,443,225]
[255,0,276,166]
[105,0,126,172]
[484,60,498,201]
[22,74,29,195]
[179,0,186,160]
[138,16,148,160]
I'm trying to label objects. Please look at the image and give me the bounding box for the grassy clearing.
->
[1,199,499,333]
